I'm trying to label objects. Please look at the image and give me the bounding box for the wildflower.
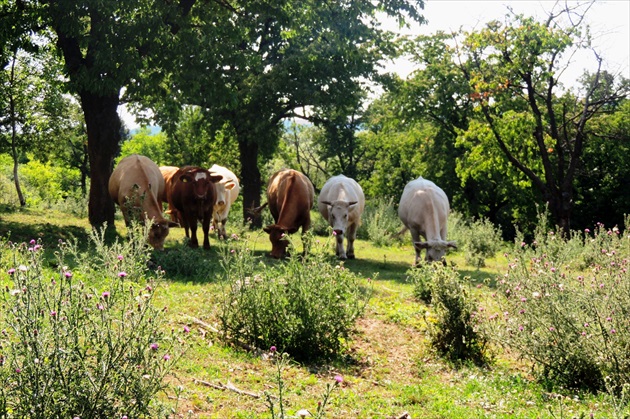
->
[97,304,104,310]
[102,291,110,299]
[270,346,277,353]
[7,268,15,275]
[183,325,190,333]
[607,317,612,322]
[518,325,524,331]
[19,265,27,272]
[163,354,171,361]
[15,368,21,373]
[150,343,159,351]
[230,249,235,254]
[34,244,41,251]
[611,329,617,334]
[334,375,343,383]
[118,272,127,278]
[584,323,589,327]
[532,292,540,299]
[581,331,587,336]
[64,271,72,278]
[585,228,590,233]
[519,309,525,314]
[520,297,527,302]
[231,233,238,239]
[145,285,152,292]
[549,327,555,332]
[29,239,36,245]
[50,311,57,318]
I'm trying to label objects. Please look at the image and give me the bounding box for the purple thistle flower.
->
[117,255,124,261]
[64,271,72,278]
[163,354,171,361]
[183,325,190,333]
[611,329,617,334]
[150,343,159,351]
[270,346,277,353]
[118,272,127,278]
[334,375,343,383]
[29,239,36,245]
[7,268,15,275]
[102,291,110,299]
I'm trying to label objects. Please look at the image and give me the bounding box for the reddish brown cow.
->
[263,169,315,258]
[169,166,223,249]
[108,155,178,250]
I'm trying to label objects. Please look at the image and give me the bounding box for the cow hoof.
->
[347,254,355,260]
[338,255,347,260]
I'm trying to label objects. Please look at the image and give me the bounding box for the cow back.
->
[398,177,450,240]
[267,169,314,229]
[318,174,365,223]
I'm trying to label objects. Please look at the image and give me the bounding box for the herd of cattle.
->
[107,154,457,265]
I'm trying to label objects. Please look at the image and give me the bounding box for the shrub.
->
[0,225,186,418]
[406,264,435,303]
[484,215,630,392]
[218,234,372,362]
[425,264,488,365]
[459,217,503,268]
[359,196,402,247]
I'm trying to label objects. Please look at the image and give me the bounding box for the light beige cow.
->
[108,155,177,250]
[318,175,365,260]
[398,176,457,264]
[208,164,240,239]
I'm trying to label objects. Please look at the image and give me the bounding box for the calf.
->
[398,176,457,264]
[169,166,223,249]
[318,175,365,259]
[108,154,177,250]
[263,169,314,258]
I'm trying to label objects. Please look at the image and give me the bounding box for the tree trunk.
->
[238,139,263,228]
[79,91,121,229]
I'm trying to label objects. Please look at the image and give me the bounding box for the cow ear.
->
[210,174,223,183]
[348,201,358,207]
[225,181,236,190]
[414,241,430,249]
[168,220,180,228]
[447,241,457,249]
[321,200,331,206]
[263,225,273,233]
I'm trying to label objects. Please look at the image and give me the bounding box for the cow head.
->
[214,181,236,209]
[321,200,358,238]
[263,224,298,258]
[414,240,457,263]
[180,170,223,200]
[147,218,179,250]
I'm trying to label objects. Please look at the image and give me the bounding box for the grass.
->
[0,207,626,418]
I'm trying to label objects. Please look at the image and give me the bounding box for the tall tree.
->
[1,0,210,228]
[454,4,628,233]
[143,0,426,226]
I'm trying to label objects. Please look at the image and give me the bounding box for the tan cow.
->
[263,169,314,259]
[318,174,365,260]
[108,155,177,250]
[208,164,240,239]
[398,176,457,264]
[159,165,183,226]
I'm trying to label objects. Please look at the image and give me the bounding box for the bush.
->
[218,234,372,362]
[484,215,630,392]
[359,196,402,247]
[0,225,186,418]
[425,264,488,366]
[406,264,435,303]
[459,217,503,268]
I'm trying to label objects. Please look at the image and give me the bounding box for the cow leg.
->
[410,228,422,265]
[202,214,211,249]
[219,217,228,240]
[346,223,358,260]
[188,216,199,248]
[335,233,346,260]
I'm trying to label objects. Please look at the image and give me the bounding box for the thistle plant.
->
[265,346,343,419]
[483,215,630,392]
[0,226,187,418]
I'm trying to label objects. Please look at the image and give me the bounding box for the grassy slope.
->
[0,208,623,419]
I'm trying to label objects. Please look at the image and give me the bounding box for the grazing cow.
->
[208,164,240,239]
[108,154,177,250]
[169,166,223,249]
[318,175,365,260]
[263,169,314,258]
[398,177,457,264]
[159,165,184,226]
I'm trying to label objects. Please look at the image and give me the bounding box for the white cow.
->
[318,174,365,260]
[398,177,457,264]
[208,164,240,239]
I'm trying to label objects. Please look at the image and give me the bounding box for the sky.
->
[381,0,630,84]
[119,1,629,129]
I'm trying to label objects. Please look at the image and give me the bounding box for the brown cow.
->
[108,154,177,250]
[169,166,223,249]
[263,169,314,258]
[159,165,184,226]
